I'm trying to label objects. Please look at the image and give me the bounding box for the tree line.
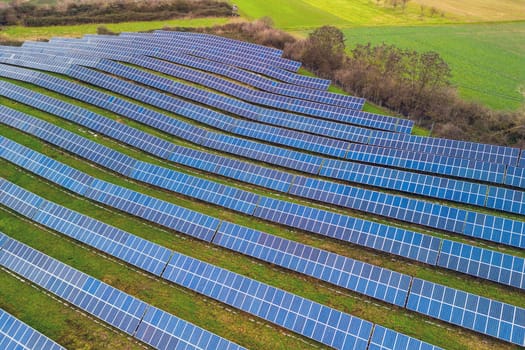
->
[0,0,232,27]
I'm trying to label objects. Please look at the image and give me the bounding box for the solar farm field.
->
[0,31,524,350]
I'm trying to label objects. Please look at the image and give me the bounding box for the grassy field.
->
[340,22,525,110]
[0,17,231,41]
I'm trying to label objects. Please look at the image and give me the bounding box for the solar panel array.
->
[1,96,524,253]
[3,49,406,136]
[0,50,518,173]
[0,72,524,220]
[0,231,246,350]
[84,33,328,89]
[0,180,442,350]
[0,307,65,350]
[1,131,524,296]
[2,177,522,348]
[0,31,523,350]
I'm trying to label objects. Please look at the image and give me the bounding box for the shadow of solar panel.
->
[0,308,65,350]
[214,222,411,307]
[407,279,525,346]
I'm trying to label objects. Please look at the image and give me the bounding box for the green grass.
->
[0,17,231,41]
[229,0,486,30]
[339,22,525,110]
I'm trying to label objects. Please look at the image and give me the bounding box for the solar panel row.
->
[0,232,246,350]
[0,181,440,350]
[151,30,288,64]
[1,132,524,293]
[1,100,524,253]
[0,308,65,350]
[128,31,301,72]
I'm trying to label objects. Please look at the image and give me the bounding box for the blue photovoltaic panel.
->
[437,240,525,290]
[462,211,524,249]
[407,279,525,346]
[214,222,411,307]
[32,201,173,276]
[0,178,43,218]
[505,166,525,188]
[161,251,374,350]
[0,137,95,196]
[84,179,220,242]
[486,187,525,215]
[0,308,65,350]
[319,158,489,207]
[369,325,442,350]
[253,196,441,265]
[135,306,245,350]
[202,132,324,175]
[0,238,148,335]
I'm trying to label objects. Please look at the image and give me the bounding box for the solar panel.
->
[213,222,412,307]
[437,240,525,290]
[252,197,441,265]
[407,278,525,346]
[161,251,374,350]
[0,308,65,350]
[84,179,220,242]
